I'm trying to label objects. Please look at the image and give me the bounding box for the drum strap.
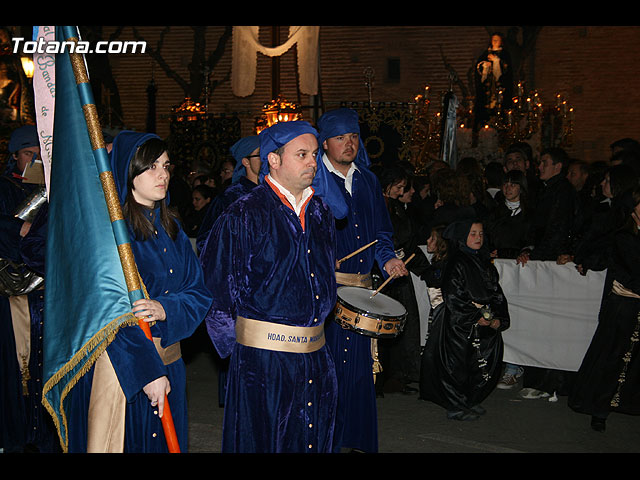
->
[236,316,325,353]
[335,271,372,288]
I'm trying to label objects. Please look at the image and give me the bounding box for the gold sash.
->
[335,271,372,288]
[152,337,182,365]
[235,316,325,353]
[8,295,31,395]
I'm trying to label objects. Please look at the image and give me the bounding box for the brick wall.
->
[103,25,640,165]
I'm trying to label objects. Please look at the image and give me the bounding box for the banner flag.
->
[41,26,137,452]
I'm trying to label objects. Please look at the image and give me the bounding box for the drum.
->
[333,286,407,338]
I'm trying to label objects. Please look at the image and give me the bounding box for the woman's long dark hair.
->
[123,137,179,241]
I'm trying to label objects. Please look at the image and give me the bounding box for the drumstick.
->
[370,253,415,298]
[337,239,378,265]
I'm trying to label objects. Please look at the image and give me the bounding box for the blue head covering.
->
[108,130,162,205]
[308,107,372,220]
[229,135,260,183]
[317,107,370,169]
[5,124,40,174]
[258,120,319,181]
[9,124,39,153]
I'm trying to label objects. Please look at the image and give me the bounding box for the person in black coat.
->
[419,218,510,420]
[373,165,430,395]
[485,169,531,259]
[517,147,577,265]
[516,147,580,398]
[569,186,640,432]
[571,164,639,276]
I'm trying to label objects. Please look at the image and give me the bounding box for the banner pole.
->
[60,25,180,453]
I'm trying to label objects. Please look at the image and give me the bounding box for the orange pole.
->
[137,319,181,453]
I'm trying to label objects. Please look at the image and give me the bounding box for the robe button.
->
[169,269,173,274]
[308,423,313,429]
[310,272,314,277]
[308,402,312,407]
[152,433,157,438]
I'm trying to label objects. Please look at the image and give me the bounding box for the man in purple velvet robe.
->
[315,108,408,453]
[200,121,338,453]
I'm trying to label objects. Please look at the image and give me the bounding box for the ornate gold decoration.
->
[255,94,303,134]
[170,97,207,122]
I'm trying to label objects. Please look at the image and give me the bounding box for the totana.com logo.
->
[12,37,146,55]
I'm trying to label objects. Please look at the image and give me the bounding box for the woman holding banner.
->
[67,131,212,452]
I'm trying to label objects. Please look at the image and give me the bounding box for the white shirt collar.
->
[266,174,314,216]
[322,153,358,195]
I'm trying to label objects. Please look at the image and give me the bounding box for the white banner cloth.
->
[494,259,605,372]
[412,254,606,371]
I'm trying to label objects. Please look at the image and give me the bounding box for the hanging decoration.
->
[231,26,319,98]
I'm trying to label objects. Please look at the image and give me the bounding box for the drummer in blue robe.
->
[66,132,212,452]
[314,108,408,453]
[200,121,338,453]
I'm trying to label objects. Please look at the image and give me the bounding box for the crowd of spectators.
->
[369,136,640,423]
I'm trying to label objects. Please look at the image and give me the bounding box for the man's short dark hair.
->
[540,147,569,168]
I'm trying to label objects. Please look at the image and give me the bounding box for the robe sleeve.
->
[443,259,483,330]
[611,231,640,296]
[151,229,213,347]
[200,212,242,359]
[106,324,168,402]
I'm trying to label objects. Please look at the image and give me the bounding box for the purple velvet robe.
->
[200,182,338,453]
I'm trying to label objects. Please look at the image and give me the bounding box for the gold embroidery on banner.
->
[82,104,106,151]
[99,172,124,222]
[68,49,89,85]
[117,244,141,293]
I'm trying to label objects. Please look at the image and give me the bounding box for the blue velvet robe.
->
[196,176,257,253]
[67,210,212,453]
[324,165,396,453]
[200,182,338,453]
[0,173,58,452]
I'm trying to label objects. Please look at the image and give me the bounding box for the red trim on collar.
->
[264,175,313,232]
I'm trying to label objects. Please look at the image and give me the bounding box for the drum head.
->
[337,286,407,320]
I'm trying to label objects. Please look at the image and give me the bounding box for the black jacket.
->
[527,173,577,261]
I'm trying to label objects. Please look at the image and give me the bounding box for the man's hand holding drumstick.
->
[371,253,414,298]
